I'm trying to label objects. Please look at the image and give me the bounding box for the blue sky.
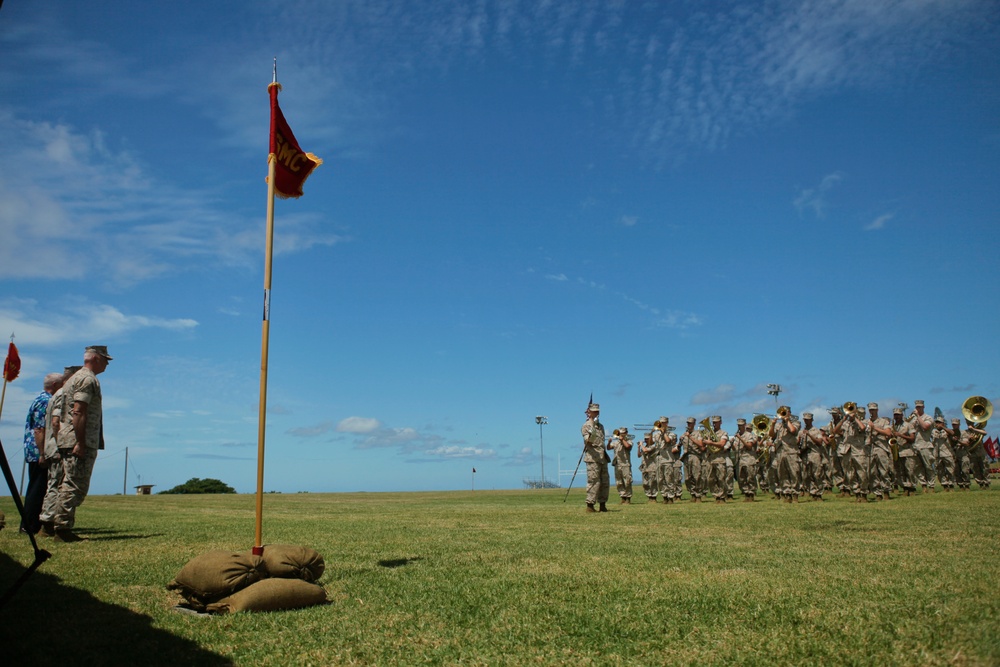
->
[1,0,998,496]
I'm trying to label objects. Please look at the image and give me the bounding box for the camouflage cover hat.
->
[659,416,669,423]
[933,416,945,423]
[736,418,746,425]
[803,412,814,420]
[867,402,878,410]
[914,399,924,407]
[63,365,82,374]
[893,407,903,415]
[85,345,113,360]
[711,415,722,421]
[588,403,600,413]
[686,417,696,424]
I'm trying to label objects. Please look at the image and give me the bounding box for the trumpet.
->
[776,406,799,421]
[843,401,857,415]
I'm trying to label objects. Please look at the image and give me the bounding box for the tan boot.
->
[586,504,596,513]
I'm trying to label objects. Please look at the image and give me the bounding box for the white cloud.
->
[288,421,336,437]
[794,172,843,218]
[0,297,197,347]
[691,384,737,406]
[617,215,638,227]
[424,445,496,459]
[336,416,381,434]
[864,212,894,231]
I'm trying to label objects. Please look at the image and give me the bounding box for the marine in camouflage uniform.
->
[639,433,658,501]
[581,402,609,512]
[681,418,706,502]
[836,405,869,501]
[932,417,956,491]
[655,417,681,503]
[866,403,894,501]
[607,428,634,503]
[703,416,730,503]
[770,407,801,502]
[963,420,991,489]
[910,400,936,492]
[892,408,919,495]
[732,419,758,501]
[46,346,112,542]
[38,366,81,535]
[950,418,971,490]
[800,413,828,500]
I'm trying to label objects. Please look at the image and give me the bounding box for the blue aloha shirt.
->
[23,391,51,464]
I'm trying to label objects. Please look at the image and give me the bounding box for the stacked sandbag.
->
[168,544,326,613]
[206,578,327,614]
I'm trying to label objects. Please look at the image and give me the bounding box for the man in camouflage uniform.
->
[607,427,633,504]
[655,417,681,504]
[44,346,112,541]
[910,400,935,492]
[963,419,991,489]
[770,407,801,502]
[669,421,685,502]
[639,433,658,501]
[581,402,609,512]
[950,418,971,490]
[931,416,956,491]
[800,413,827,500]
[702,416,730,503]
[866,403,894,501]
[21,373,63,534]
[892,407,919,495]
[681,417,705,502]
[836,405,870,502]
[732,418,758,501]
[38,365,81,537]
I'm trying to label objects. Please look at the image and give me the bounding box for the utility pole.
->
[535,416,547,488]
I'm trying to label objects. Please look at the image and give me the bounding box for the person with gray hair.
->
[40,346,112,542]
[21,372,64,534]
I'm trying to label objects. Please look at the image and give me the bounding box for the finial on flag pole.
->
[272,57,277,84]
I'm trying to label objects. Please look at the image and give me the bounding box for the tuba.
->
[699,417,722,452]
[751,414,771,438]
[961,396,993,446]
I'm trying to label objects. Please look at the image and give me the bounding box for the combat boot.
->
[598,503,608,512]
[586,503,596,513]
[36,522,55,538]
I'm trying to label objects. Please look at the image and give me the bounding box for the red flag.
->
[268,83,322,199]
[985,436,999,459]
[3,341,20,382]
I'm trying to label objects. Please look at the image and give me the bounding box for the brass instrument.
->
[843,401,857,416]
[961,396,993,446]
[776,405,799,421]
[751,414,771,438]
[888,424,899,461]
[699,417,722,452]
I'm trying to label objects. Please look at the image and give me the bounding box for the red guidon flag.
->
[268,83,322,198]
[3,341,20,382]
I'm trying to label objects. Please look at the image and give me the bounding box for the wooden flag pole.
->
[253,65,280,556]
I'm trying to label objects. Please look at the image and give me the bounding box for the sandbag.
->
[167,550,267,607]
[205,578,327,614]
[257,544,325,582]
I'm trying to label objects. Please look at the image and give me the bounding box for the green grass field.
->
[1,487,998,666]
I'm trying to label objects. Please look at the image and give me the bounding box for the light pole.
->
[767,383,782,408]
[535,416,547,488]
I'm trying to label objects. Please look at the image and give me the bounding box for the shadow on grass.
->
[378,556,423,568]
[74,527,166,542]
[0,553,232,666]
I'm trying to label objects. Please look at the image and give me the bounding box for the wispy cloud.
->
[0,297,197,346]
[617,215,638,227]
[864,212,894,231]
[337,416,381,434]
[0,111,343,285]
[794,172,843,218]
[287,421,336,438]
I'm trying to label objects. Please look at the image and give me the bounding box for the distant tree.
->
[160,477,236,494]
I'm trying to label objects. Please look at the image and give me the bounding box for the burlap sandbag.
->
[205,578,327,614]
[167,550,267,608]
[256,544,325,582]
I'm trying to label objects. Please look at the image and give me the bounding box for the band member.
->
[801,413,827,500]
[581,402,610,512]
[892,407,919,495]
[931,417,955,491]
[910,400,935,492]
[963,419,991,489]
[655,417,681,503]
[950,418,971,490]
[681,417,706,502]
[833,404,868,501]
[733,418,758,501]
[701,416,730,503]
[670,422,685,501]
[607,427,634,504]
[639,433,658,501]
[769,407,801,502]
[866,403,893,501]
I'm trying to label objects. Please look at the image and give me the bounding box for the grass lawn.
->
[1,487,998,666]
